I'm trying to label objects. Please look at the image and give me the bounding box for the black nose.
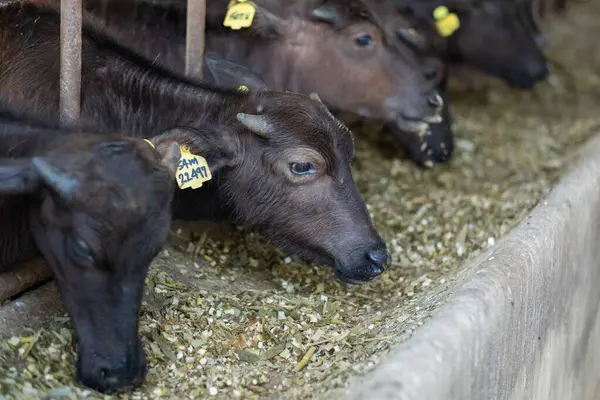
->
[365,247,389,276]
[77,352,147,394]
[529,62,549,82]
[427,93,443,109]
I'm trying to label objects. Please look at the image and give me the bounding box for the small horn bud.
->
[311,6,338,23]
[236,113,273,138]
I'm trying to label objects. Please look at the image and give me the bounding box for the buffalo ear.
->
[31,157,83,203]
[148,127,237,174]
[309,92,337,121]
[203,53,270,93]
[252,3,288,37]
[0,158,40,195]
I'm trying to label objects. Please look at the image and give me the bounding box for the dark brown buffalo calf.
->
[391,0,549,89]
[0,108,181,393]
[0,2,388,284]
[45,0,449,166]
[361,0,454,166]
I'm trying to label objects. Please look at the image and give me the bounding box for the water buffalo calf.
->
[41,0,451,166]
[0,108,181,393]
[392,0,549,89]
[363,0,454,166]
[0,2,389,285]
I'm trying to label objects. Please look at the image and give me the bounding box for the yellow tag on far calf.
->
[236,85,249,93]
[223,1,256,30]
[143,139,155,149]
[433,5,449,20]
[433,6,460,37]
[176,145,212,190]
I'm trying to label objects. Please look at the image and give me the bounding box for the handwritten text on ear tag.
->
[177,145,212,190]
[224,0,256,30]
[433,6,460,37]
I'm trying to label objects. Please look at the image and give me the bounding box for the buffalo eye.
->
[355,34,374,47]
[67,235,94,265]
[425,69,438,81]
[290,162,316,175]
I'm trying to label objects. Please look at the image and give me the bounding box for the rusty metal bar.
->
[59,0,82,126]
[185,0,206,79]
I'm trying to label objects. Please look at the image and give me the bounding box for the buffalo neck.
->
[80,0,187,73]
[80,48,252,136]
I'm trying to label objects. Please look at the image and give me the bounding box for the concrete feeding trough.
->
[342,135,600,400]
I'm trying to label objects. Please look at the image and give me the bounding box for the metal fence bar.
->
[59,0,82,126]
[185,0,206,79]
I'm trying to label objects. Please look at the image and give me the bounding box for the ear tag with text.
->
[223,0,256,30]
[177,145,212,190]
[433,6,460,37]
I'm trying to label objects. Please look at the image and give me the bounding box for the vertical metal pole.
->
[60,0,82,126]
[185,0,206,80]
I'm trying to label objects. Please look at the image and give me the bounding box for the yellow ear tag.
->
[236,85,249,93]
[433,6,460,37]
[433,5,449,20]
[176,145,212,190]
[223,0,256,30]
[143,139,156,149]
